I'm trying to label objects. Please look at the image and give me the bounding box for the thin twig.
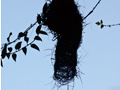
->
[104,23,120,27]
[25,21,37,32]
[83,0,101,20]
[1,21,38,50]
[10,39,35,55]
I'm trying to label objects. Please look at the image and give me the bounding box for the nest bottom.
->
[53,65,76,85]
[53,44,77,85]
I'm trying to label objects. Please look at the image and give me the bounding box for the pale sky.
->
[1,0,120,90]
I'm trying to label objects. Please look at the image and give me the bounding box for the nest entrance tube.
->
[45,0,83,85]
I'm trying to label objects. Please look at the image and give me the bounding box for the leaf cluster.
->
[1,3,49,67]
[95,20,104,29]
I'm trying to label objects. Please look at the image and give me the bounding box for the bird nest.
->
[44,0,83,85]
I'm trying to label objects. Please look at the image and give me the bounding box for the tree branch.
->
[83,0,101,20]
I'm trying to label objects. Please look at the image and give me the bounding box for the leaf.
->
[12,54,17,62]
[18,32,25,38]
[6,53,10,59]
[101,25,104,29]
[43,2,48,14]
[39,30,48,35]
[37,14,41,24]
[96,22,100,25]
[1,44,7,59]
[1,59,3,67]
[2,49,6,59]
[34,36,42,41]
[7,37,10,42]
[15,42,22,50]
[36,25,42,34]
[24,36,29,43]
[22,47,27,55]
[9,32,12,36]
[31,44,40,51]
[8,47,12,52]
[100,20,103,24]
[7,32,12,42]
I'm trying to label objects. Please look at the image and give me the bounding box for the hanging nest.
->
[53,36,78,84]
[43,0,83,85]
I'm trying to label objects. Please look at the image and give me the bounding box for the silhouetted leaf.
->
[43,2,48,14]
[6,53,10,59]
[9,32,12,36]
[7,32,12,42]
[8,47,12,52]
[100,20,103,24]
[1,60,3,67]
[1,44,7,59]
[15,42,22,50]
[22,47,27,55]
[36,25,42,34]
[7,37,10,42]
[18,32,25,38]
[31,44,40,51]
[12,54,17,62]
[101,25,104,29]
[37,14,41,24]
[24,36,29,43]
[39,30,48,35]
[2,49,6,59]
[96,22,100,25]
[34,36,42,41]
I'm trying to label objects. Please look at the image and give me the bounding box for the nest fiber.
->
[45,0,83,84]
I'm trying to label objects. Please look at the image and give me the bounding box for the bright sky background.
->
[1,0,120,90]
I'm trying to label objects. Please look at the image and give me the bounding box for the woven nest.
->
[44,0,83,85]
[53,38,77,84]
